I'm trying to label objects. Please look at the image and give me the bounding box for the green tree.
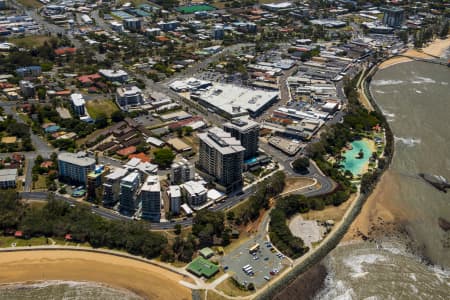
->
[174,224,182,235]
[95,112,108,129]
[111,110,125,123]
[292,157,310,174]
[153,148,175,168]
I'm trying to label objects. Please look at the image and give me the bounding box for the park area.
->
[85,99,120,120]
[9,36,53,48]
[176,4,216,14]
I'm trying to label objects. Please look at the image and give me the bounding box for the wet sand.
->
[0,250,191,300]
[273,263,327,300]
[343,171,407,243]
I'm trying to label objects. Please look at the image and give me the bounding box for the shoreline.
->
[0,249,191,300]
[344,36,450,244]
[378,37,450,70]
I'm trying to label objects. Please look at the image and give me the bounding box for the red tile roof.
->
[168,116,203,130]
[54,47,77,56]
[117,146,136,157]
[40,161,54,168]
[77,73,101,84]
[156,36,170,42]
[128,152,150,163]
[14,231,23,237]
[55,90,71,96]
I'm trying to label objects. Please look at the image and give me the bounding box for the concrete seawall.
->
[256,65,395,300]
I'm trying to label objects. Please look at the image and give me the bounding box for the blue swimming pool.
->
[341,139,372,176]
[244,157,258,164]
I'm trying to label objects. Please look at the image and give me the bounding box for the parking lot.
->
[220,237,290,288]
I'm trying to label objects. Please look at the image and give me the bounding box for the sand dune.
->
[0,250,191,300]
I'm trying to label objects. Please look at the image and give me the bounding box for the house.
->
[117,146,137,157]
[54,47,77,56]
[77,73,101,86]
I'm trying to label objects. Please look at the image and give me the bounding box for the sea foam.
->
[411,76,436,84]
[394,136,421,147]
[371,79,404,86]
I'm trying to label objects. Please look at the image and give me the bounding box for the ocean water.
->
[315,59,450,299]
[0,281,142,300]
[341,139,372,176]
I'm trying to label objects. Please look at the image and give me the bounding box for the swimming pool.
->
[244,157,257,164]
[341,139,372,176]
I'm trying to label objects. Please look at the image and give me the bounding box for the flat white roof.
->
[141,175,160,192]
[146,136,165,147]
[70,93,85,107]
[0,168,17,182]
[181,203,193,214]
[263,2,292,9]
[197,127,245,155]
[117,85,141,96]
[182,180,207,196]
[121,171,139,184]
[198,82,278,117]
[169,185,181,198]
[105,167,128,180]
[99,69,128,78]
[207,189,223,200]
[58,152,95,167]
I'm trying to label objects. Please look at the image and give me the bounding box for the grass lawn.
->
[9,35,51,48]
[86,99,119,120]
[17,0,43,8]
[33,175,47,190]
[216,278,254,297]
[0,236,48,248]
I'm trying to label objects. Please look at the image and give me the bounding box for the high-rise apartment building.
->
[170,158,195,184]
[58,152,95,184]
[139,175,161,222]
[87,165,108,201]
[182,180,207,206]
[197,127,245,193]
[119,171,140,214]
[223,118,260,160]
[383,7,404,28]
[168,185,181,214]
[103,167,128,206]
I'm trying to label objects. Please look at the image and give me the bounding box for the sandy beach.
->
[343,171,408,242]
[379,37,450,70]
[0,250,191,300]
[422,37,450,57]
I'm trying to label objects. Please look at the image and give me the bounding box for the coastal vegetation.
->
[268,71,391,259]
[231,171,286,225]
[0,191,167,259]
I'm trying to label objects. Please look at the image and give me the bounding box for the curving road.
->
[20,158,335,230]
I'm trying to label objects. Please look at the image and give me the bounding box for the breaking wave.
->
[411,76,436,84]
[394,136,421,147]
[371,79,404,86]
